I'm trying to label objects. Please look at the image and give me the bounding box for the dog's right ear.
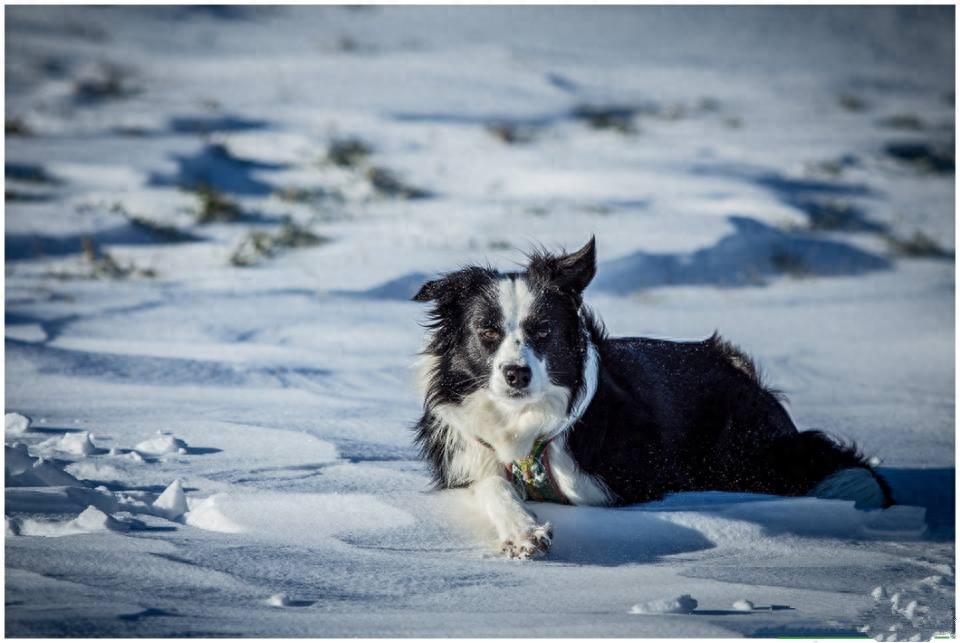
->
[413,278,444,302]
[412,267,493,304]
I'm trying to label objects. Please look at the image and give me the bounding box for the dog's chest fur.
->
[418,354,613,506]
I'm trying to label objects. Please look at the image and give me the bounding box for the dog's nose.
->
[502,364,532,389]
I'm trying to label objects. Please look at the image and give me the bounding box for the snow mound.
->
[872,586,888,600]
[183,495,245,534]
[5,444,85,487]
[17,505,129,537]
[629,594,698,615]
[266,593,290,607]
[37,431,100,456]
[153,479,188,519]
[5,412,31,436]
[182,491,415,543]
[135,433,189,455]
[732,599,755,611]
[64,460,124,482]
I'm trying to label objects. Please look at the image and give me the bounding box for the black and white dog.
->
[413,238,891,559]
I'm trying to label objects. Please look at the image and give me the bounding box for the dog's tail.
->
[756,430,893,509]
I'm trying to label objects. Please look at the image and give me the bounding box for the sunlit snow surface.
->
[5,6,955,638]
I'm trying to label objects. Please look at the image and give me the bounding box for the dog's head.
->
[414,237,597,411]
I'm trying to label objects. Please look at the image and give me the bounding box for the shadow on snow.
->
[348,215,891,300]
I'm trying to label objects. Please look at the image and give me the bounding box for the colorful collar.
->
[508,436,568,503]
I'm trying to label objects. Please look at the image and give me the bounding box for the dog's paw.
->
[501,522,552,560]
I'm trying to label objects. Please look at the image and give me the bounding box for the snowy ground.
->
[4,6,955,638]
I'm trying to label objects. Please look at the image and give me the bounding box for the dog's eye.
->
[529,324,551,340]
[477,328,503,343]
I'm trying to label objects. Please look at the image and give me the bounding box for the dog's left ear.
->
[530,236,597,295]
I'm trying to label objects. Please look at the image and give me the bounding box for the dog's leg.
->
[473,476,552,559]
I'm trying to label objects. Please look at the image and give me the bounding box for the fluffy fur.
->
[413,237,892,559]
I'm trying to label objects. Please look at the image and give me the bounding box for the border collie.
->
[413,237,891,559]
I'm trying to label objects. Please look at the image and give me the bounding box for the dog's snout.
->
[502,364,532,389]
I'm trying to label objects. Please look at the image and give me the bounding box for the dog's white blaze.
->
[496,277,535,334]
[491,277,550,399]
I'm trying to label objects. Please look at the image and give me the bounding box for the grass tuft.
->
[73,63,139,103]
[229,219,329,267]
[6,117,32,136]
[571,104,637,133]
[884,231,953,260]
[112,204,199,242]
[79,237,155,279]
[770,248,809,278]
[366,167,431,199]
[327,138,372,168]
[486,122,535,144]
[193,184,243,224]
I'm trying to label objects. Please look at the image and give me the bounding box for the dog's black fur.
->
[413,237,892,508]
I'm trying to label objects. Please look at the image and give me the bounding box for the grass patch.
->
[571,104,637,133]
[838,93,868,112]
[876,114,926,131]
[884,141,954,174]
[6,117,32,136]
[112,204,200,242]
[229,219,330,267]
[80,237,156,280]
[275,186,336,204]
[193,184,243,224]
[5,190,52,203]
[770,248,809,278]
[6,163,60,184]
[327,137,372,168]
[722,116,743,129]
[486,122,535,144]
[365,166,431,199]
[73,63,139,104]
[884,231,953,260]
[795,198,885,233]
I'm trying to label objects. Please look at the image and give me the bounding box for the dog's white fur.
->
[490,278,549,402]
[416,278,611,558]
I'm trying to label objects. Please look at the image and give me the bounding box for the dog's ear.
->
[413,277,445,302]
[412,267,493,303]
[529,236,596,295]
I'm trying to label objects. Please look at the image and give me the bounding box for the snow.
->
[266,593,291,608]
[630,594,699,615]
[5,412,31,436]
[133,434,188,455]
[37,430,100,456]
[16,506,131,538]
[4,5,954,639]
[151,479,187,520]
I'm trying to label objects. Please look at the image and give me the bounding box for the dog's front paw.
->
[501,522,552,560]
